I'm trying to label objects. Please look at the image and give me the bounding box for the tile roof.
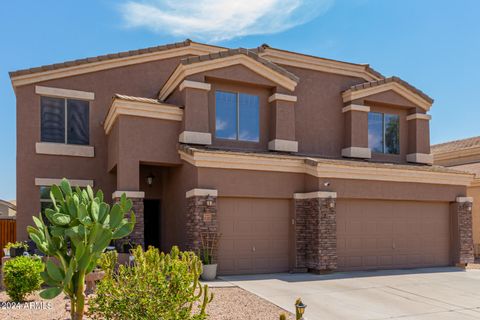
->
[9,39,226,78]
[344,76,434,103]
[180,48,300,83]
[255,44,385,80]
[113,94,181,108]
[180,145,468,175]
[432,136,480,154]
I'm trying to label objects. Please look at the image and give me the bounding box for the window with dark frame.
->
[368,112,400,154]
[40,186,54,213]
[215,90,259,142]
[41,96,89,145]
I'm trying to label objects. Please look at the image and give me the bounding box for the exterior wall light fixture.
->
[146,173,155,186]
[205,195,214,207]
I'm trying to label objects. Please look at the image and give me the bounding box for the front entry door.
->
[144,199,161,249]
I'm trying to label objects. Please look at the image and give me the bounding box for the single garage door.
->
[217,198,290,275]
[337,199,451,271]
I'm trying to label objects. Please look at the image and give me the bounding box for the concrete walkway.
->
[220,267,480,320]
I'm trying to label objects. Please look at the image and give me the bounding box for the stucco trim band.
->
[159,54,298,100]
[11,44,225,87]
[104,98,183,134]
[179,149,473,186]
[406,153,434,165]
[293,191,337,199]
[179,131,212,145]
[268,93,297,103]
[179,80,211,92]
[456,197,473,203]
[342,81,432,111]
[341,147,371,159]
[112,191,145,199]
[471,178,480,187]
[268,139,298,152]
[36,142,94,157]
[35,178,93,187]
[186,188,218,198]
[406,113,432,121]
[258,48,381,82]
[35,86,95,100]
[342,104,370,113]
[455,197,473,203]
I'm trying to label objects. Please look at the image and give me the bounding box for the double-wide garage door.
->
[217,198,290,275]
[337,199,451,271]
[216,197,452,274]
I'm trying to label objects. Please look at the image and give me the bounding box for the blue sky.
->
[1,0,479,200]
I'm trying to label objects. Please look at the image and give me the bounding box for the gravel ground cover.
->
[0,287,293,320]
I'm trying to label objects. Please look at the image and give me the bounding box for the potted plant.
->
[3,245,10,257]
[6,241,28,257]
[199,232,220,281]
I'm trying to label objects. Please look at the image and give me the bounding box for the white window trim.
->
[35,178,94,187]
[36,86,95,100]
[36,142,94,157]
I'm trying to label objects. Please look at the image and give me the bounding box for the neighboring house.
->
[9,39,474,275]
[0,199,16,218]
[432,136,480,257]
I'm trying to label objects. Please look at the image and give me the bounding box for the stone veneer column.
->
[185,188,218,253]
[294,191,337,272]
[341,104,371,159]
[112,191,145,249]
[453,197,474,265]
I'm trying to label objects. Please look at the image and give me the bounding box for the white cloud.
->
[120,0,333,42]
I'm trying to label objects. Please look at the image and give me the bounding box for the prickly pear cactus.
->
[27,178,135,320]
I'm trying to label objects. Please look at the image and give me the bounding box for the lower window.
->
[368,112,399,154]
[40,186,54,214]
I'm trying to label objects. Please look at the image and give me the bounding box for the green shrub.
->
[5,241,28,251]
[3,256,44,302]
[89,246,213,320]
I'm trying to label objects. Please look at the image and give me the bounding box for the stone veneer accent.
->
[455,198,474,265]
[113,197,145,249]
[185,189,218,253]
[294,192,337,272]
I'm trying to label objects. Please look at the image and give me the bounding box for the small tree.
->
[27,178,135,320]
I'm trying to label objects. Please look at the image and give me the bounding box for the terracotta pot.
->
[201,264,217,281]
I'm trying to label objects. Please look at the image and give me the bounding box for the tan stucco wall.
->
[15,48,436,241]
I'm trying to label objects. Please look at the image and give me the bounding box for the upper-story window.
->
[368,112,399,154]
[41,96,89,145]
[215,90,259,142]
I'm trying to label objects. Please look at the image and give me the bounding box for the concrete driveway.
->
[220,267,480,320]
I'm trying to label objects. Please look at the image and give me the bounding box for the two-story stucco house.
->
[10,39,474,275]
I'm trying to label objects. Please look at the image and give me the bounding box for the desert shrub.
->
[89,246,213,320]
[3,256,44,302]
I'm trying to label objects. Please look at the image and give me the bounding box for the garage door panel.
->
[218,198,290,275]
[337,199,451,271]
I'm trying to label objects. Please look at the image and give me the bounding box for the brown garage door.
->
[337,199,451,271]
[217,198,290,275]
